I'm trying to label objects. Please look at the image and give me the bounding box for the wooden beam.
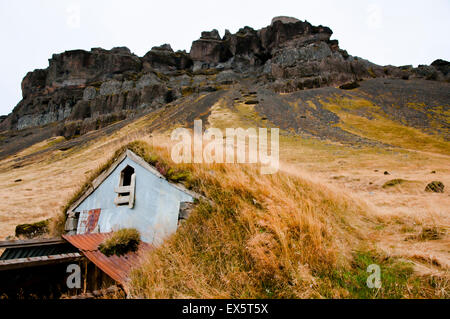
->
[0,253,83,271]
[129,173,136,209]
[114,185,132,194]
[114,196,130,205]
[0,238,66,249]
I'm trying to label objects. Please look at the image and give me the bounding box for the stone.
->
[339,81,360,90]
[425,181,444,193]
[414,65,439,80]
[15,219,49,239]
[382,179,406,188]
[110,46,132,55]
[201,29,221,40]
[142,46,192,71]
[21,69,48,98]
[190,37,232,64]
[2,15,450,139]
[259,19,332,53]
[46,48,142,88]
[179,202,195,221]
[83,86,97,101]
[431,59,450,75]
[152,44,173,52]
[122,80,135,91]
[216,70,240,84]
[271,16,301,25]
[100,80,122,96]
[136,73,161,90]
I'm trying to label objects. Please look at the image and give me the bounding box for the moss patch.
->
[414,227,446,241]
[425,181,445,193]
[99,228,141,257]
[322,250,423,299]
[15,219,50,239]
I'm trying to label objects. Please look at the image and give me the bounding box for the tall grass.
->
[45,135,447,298]
[127,139,374,298]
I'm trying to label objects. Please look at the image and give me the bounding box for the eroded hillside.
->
[0,16,449,298]
[0,77,448,298]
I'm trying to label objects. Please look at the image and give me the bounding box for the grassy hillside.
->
[126,141,446,298]
[0,79,448,298]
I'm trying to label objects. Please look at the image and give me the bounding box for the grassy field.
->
[0,88,448,298]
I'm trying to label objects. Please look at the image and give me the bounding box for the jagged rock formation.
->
[1,16,448,135]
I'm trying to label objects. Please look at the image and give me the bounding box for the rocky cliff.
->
[1,16,448,136]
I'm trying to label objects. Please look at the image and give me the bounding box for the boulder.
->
[142,46,192,71]
[83,86,97,101]
[216,70,240,84]
[15,219,50,239]
[431,59,450,76]
[46,48,142,88]
[339,81,360,90]
[190,36,232,64]
[136,73,161,89]
[224,27,266,65]
[110,46,132,55]
[21,69,48,98]
[425,181,444,193]
[201,29,221,40]
[259,19,332,53]
[100,80,122,96]
[271,16,301,25]
[152,44,173,52]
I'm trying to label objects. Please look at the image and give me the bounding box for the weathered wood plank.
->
[114,186,132,194]
[0,253,83,271]
[0,238,66,249]
[129,173,136,208]
[114,196,130,205]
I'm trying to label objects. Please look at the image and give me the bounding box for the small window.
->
[114,165,136,208]
[121,165,135,187]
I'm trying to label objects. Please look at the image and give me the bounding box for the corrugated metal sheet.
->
[0,243,78,260]
[62,233,152,285]
[0,238,66,249]
[0,253,82,271]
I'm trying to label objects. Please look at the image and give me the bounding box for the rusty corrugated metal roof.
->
[62,233,152,285]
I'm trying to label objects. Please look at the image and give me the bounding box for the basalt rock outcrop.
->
[1,16,448,135]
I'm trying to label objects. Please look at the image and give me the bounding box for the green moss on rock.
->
[15,219,50,239]
[425,181,444,193]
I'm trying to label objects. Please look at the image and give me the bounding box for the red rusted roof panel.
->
[62,233,152,284]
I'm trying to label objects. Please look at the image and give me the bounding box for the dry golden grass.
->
[0,126,147,239]
[276,130,450,280]
[0,91,448,298]
[321,96,450,155]
[127,138,372,298]
[123,138,448,298]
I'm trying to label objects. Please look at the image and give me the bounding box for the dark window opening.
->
[114,165,136,208]
[121,165,135,187]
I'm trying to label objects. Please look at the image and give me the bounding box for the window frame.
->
[114,165,136,208]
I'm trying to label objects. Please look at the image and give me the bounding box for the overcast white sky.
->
[1,0,449,115]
